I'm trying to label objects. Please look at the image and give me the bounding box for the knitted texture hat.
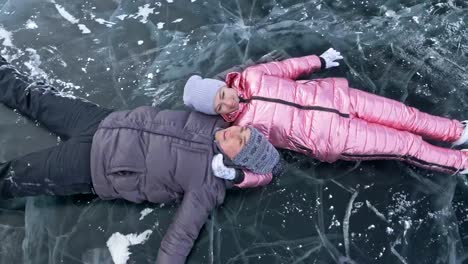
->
[232,127,280,174]
[183,75,225,115]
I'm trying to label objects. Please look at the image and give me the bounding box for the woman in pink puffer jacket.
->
[184,48,468,186]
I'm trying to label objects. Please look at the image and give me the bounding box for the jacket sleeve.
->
[244,55,323,80]
[156,189,217,264]
[234,170,273,188]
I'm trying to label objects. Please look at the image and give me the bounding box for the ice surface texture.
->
[0,0,467,263]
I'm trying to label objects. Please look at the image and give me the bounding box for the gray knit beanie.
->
[232,127,280,174]
[183,75,225,115]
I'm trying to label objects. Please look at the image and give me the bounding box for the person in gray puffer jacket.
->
[0,55,282,264]
[92,108,280,264]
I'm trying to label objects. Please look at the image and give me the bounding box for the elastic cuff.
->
[319,57,326,70]
[232,169,245,184]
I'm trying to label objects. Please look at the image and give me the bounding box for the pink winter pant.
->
[340,88,467,173]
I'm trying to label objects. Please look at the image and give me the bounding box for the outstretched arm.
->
[234,170,273,188]
[243,55,323,80]
[156,190,217,264]
[243,48,343,80]
[211,154,273,188]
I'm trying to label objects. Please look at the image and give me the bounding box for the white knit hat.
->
[183,75,225,115]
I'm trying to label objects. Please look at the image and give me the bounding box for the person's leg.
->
[0,57,112,139]
[340,118,468,174]
[0,140,94,199]
[348,88,463,143]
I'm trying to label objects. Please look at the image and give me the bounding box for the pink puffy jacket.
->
[224,55,351,163]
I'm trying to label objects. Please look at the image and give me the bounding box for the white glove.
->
[319,48,343,69]
[211,154,236,180]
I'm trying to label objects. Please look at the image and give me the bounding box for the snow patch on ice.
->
[386,227,394,234]
[107,230,153,264]
[402,220,412,237]
[0,27,13,47]
[53,79,81,90]
[135,4,155,24]
[94,18,115,28]
[24,48,47,78]
[139,208,154,220]
[116,15,128,20]
[25,20,38,29]
[385,10,397,18]
[78,24,91,34]
[54,3,79,24]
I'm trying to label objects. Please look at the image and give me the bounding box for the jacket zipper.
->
[239,96,350,118]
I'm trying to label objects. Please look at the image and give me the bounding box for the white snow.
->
[402,220,412,236]
[138,40,144,45]
[94,18,115,27]
[139,208,154,220]
[135,4,155,24]
[157,22,165,29]
[172,18,183,23]
[385,10,397,18]
[54,79,81,90]
[0,27,13,47]
[52,2,93,34]
[403,220,411,229]
[386,227,394,234]
[78,24,91,34]
[25,20,38,29]
[107,230,153,264]
[116,15,128,20]
[54,3,79,24]
[23,48,47,78]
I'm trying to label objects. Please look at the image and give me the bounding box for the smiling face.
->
[215,126,251,159]
[213,86,240,114]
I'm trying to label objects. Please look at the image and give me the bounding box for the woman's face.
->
[215,126,250,159]
[213,86,239,114]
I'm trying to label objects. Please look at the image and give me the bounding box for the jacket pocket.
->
[106,131,147,193]
[171,142,209,185]
[107,166,142,193]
